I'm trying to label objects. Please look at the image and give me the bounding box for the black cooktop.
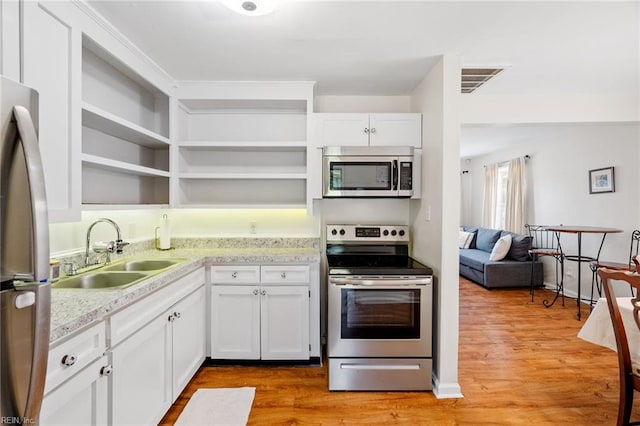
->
[326,244,433,276]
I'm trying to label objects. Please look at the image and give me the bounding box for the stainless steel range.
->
[326,224,433,391]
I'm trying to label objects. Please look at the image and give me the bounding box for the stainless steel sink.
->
[52,272,147,290]
[104,259,183,272]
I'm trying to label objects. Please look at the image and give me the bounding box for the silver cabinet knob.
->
[260,289,267,296]
[100,365,113,376]
[370,127,376,134]
[61,354,77,366]
[363,128,370,134]
[231,272,238,278]
[173,312,181,319]
[168,314,176,322]
[253,289,259,295]
[280,272,287,279]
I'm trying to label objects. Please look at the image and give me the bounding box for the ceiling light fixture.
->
[221,0,280,16]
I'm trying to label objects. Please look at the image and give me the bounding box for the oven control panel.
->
[326,225,410,242]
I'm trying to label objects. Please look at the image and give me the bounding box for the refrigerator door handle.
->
[12,105,49,283]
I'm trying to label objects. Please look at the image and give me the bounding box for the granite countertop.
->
[50,244,321,344]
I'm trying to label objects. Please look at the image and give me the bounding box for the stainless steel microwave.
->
[322,146,414,198]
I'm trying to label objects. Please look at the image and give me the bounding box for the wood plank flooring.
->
[160,277,639,425]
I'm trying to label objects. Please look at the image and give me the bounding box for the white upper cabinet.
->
[22,2,81,222]
[173,82,315,209]
[311,113,422,148]
[81,36,171,207]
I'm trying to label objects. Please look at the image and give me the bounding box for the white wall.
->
[460,122,640,299]
[410,55,462,398]
[0,0,20,81]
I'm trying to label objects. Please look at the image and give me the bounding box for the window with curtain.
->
[482,157,527,233]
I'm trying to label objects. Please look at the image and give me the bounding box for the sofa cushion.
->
[475,228,502,252]
[501,231,533,262]
[490,234,512,261]
[459,248,491,271]
[461,227,478,248]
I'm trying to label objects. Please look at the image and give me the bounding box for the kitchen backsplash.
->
[51,237,320,270]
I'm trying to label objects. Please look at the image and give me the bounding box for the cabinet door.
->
[311,113,369,147]
[22,2,80,222]
[111,313,172,426]
[369,113,422,147]
[40,356,109,426]
[211,285,260,359]
[171,285,205,401]
[260,286,310,360]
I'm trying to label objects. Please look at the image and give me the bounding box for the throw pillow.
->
[458,231,474,249]
[476,228,502,252]
[502,231,533,261]
[490,234,512,261]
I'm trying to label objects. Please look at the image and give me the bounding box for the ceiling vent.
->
[461,68,503,94]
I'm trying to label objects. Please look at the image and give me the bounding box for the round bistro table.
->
[545,225,623,320]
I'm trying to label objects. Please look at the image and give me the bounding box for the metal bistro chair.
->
[590,230,640,308]
[525,224,564,306]
[598,258,640,426]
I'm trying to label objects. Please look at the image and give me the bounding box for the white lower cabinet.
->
[40,321,109,426]
[210,265,311,360]
[110,310,172,426]
[40,355,109,426]
[111,283,205,425]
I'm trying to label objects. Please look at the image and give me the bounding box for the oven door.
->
[323,156,398,197]
[328,276,432,358]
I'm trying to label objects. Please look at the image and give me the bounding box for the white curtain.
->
[482,163,498,228]
[505,156,527,234]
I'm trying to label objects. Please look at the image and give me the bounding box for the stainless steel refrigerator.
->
[0,76,51,424]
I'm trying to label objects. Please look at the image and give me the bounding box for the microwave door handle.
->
[392,159,398,191]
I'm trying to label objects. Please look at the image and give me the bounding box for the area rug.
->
[175,387,256,426]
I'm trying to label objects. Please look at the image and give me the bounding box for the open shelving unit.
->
[81,35,170,207]
[175,96,311,208]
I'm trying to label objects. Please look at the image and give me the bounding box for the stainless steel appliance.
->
[322,146,414,198]
[326,224,433,391]
[0,76,51,424]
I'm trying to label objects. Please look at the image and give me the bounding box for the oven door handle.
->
[330,277,431,286]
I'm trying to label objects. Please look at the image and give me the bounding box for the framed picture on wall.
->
[589,167,615,194]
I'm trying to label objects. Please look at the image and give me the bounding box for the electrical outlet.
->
[250,222,257,234]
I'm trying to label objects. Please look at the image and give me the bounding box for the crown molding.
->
[70,0,175,87]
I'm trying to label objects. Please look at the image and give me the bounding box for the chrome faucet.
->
[84,218,129,266]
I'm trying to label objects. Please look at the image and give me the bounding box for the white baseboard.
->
[432,374,463,399]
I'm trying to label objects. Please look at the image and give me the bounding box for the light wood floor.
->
[160,277,639,425]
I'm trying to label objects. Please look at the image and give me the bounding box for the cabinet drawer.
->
[211,265,260,284]
[110,268,205,347]
[261,265,310,285]
[45,322,106,394]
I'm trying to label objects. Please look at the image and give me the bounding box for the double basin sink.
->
[52,259,186,290]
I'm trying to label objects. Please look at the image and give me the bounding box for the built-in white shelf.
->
[81,35,171,207]
[82,154,170,178]
[172,83,314,209]
[83,103,170,148]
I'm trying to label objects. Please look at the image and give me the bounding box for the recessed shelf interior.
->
[177,99,307,142]
[82,35,169,138]
[82,165,169,205]
[179,178,306,206]
[83,126,169,172]
[179,146,306,175]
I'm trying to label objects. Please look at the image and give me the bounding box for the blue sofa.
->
[460,227,543,289]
